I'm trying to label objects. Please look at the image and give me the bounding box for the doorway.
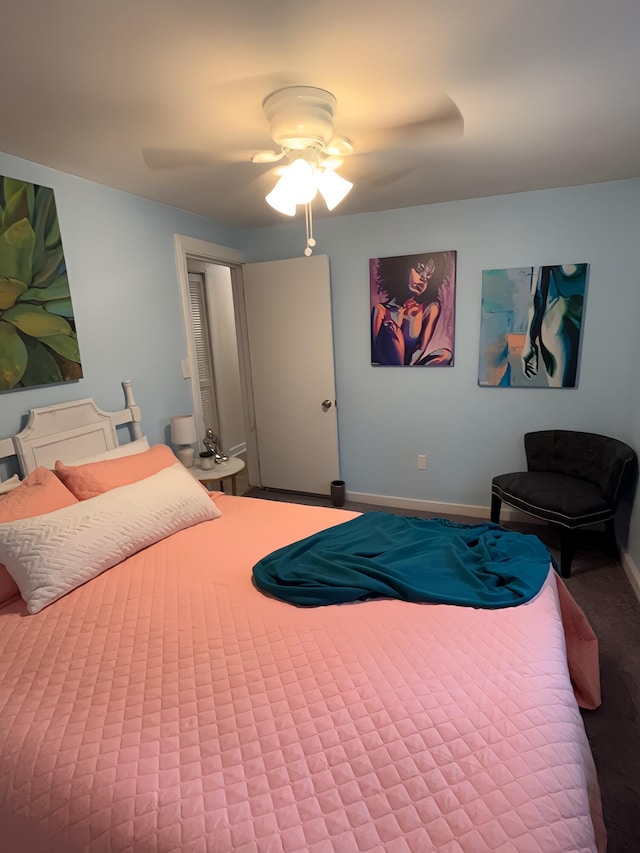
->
[174,235,341,495]
[186,264,246,458]
[174,235,261,484]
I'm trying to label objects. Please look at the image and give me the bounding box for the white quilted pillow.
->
[0,463,221,614]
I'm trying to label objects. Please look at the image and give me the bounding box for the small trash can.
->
[330,479,346,508]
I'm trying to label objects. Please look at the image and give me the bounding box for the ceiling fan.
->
[249,87,358,254]
[143,83,463,254]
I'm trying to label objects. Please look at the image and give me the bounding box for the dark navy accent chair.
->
[491,430,637,578]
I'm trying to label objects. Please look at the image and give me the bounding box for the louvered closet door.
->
[187,273,218,434]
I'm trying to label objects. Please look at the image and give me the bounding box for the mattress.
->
[0,494,605,852]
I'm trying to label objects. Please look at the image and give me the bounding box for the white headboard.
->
[0,380,143,476]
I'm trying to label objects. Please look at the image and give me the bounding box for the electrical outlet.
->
[417,454,427,470]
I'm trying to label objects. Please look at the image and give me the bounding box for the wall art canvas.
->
[478,264,588,388]
[370,250,456,366]
[0,176,82,391]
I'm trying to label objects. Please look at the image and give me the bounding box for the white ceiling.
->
[1,0,639,229]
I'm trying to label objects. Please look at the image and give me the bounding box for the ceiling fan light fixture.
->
[317,168,353,211]
[286,158,319,204]
[265,180,297,216]
[265,157,319,215]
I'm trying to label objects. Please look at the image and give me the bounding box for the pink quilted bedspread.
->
[0,495,604,852]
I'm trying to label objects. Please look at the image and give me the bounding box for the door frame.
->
[174,234,261,486]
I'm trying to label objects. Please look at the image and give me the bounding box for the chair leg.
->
[559,528,574,578]
[490,493,502,525]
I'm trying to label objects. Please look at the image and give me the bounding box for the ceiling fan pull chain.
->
[304,202,316,257]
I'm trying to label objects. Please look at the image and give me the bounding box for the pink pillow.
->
[55,444,179,500]
[0,467,78,606]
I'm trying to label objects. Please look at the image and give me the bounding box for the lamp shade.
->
[171,415,197,445]
[318,168,353,211]
[285,158,318,204]
[265,180,297,216]
[265,158,320,215]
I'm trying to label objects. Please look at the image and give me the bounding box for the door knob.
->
[322,399,332,411]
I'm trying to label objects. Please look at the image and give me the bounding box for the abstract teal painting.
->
[478,264,588,388]
[0,176,82,391]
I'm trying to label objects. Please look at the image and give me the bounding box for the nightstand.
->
[187,457,246,495]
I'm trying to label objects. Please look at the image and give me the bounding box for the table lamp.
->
[171,415,197,467]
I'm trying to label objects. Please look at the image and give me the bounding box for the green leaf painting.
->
[0,176,82,391]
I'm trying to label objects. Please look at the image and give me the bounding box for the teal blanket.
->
[252,513,555,608]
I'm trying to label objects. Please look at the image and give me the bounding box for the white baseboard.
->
[621,550,640,603]
[345,491,491,520]
[228,442,246,458]
[345,491,540,522]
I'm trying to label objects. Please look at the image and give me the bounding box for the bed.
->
[0,384,606,852]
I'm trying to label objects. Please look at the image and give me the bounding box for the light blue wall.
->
[241,180,640,558]
[2,148,639,568]
[0,150,243,470]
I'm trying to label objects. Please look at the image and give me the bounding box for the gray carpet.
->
[245,486,640,851]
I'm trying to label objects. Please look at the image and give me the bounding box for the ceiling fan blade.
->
[364,166,417,189]
[325,135,354,157]
[142,146,286,170]
[338,151,417,190]
[354,96,464,154]
[142,74,315,171]
[251,150,285,164]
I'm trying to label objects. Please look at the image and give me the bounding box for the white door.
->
[241,254,340,493]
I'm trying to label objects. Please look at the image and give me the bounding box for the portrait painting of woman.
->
[370,250,456,367]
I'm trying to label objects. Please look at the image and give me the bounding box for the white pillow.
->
[69,436,150,465]
[0,475,21,496]
[0,462,221,614]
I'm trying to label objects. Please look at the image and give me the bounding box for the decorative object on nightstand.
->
[187,456,246,495]
[203,427,228,463]
[198,451,215,470]
[171,415,197,467]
